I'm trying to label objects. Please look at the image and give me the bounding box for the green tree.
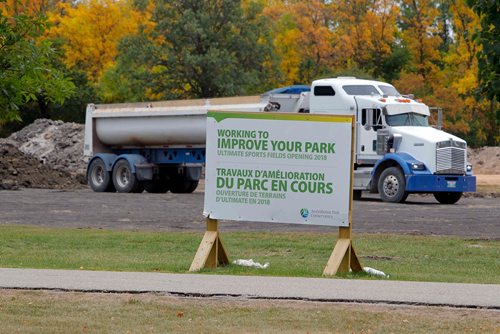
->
[98,33,155,102]
[467,0,499,102]
[0,3,74,123]
[107,0,274,100]
[466,0,499,144]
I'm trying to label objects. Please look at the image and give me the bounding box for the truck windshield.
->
[342,85,379,95]
[386,113,428,126]
[378,85,400,96]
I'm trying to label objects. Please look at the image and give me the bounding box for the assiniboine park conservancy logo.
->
[300,208,309,219]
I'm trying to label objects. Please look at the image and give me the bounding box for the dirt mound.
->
[0,143,83,190]
[468,146,500,175]
[5,119,86,177]
[0,119,86,190]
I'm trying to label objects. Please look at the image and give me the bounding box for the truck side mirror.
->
[364,108,382,131]
[364,109,373,131]
[429,107,443,130]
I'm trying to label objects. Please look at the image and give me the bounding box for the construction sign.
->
[203,111,354,227]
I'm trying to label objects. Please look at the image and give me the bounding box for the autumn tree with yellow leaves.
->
[1,0,65,15]
[264,1,336,85]
[47,0,142,83]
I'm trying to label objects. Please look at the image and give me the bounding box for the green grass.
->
[0,290,498,334]
[0,225,498,284]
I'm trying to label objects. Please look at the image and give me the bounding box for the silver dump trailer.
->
[84,95,269,193]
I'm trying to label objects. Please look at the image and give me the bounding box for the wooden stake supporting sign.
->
[189,218,229,272]
[323,226,362,275]
[323,116,362,276]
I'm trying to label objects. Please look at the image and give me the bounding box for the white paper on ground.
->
[363,266,389,278]
[232,259,270,269]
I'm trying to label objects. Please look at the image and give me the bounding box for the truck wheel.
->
[378,167,408,203]
[433,192,462,204]
[353,190,362,200]
[170,180,199,193]
[143,181,169,193]
[88,158,115,192]
[112,159,143,193]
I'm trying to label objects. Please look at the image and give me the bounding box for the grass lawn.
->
[0,225,498,284]
[0,290,498,334]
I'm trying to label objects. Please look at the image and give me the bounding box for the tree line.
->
[0,0,498,146]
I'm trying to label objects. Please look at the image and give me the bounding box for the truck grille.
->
[436,140,466,174]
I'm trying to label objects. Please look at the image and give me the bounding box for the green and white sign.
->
[203,112,354,227]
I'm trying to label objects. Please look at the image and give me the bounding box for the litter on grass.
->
[232,259,270,269]
[363,266,389,278]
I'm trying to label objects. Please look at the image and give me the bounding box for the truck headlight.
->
[411,163,426,170]
[466,164,472,172]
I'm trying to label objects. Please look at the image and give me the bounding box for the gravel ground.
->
[0,188,498,238]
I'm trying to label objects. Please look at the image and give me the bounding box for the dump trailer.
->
[84,77,476,203]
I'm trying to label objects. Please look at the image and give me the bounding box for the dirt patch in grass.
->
[0,289,497,333]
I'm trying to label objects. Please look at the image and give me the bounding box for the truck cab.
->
[304,77,476,203]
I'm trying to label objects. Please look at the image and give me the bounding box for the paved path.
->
[0,268,498,309]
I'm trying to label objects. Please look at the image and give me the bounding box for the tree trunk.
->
[37,96,50,119]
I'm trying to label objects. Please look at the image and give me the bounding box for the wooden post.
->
[323,226,362,276]
[189,218,229,272]
[323,116,362,276]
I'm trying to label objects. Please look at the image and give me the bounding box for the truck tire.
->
[143,181,169,193]
[433,192,462,204]
[378,167,408,203]
[112,159,143,193]
[353,190,362,200]
[88,158,115,192]
[170,180,199,193]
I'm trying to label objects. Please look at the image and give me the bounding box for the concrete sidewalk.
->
[0,268,498,309]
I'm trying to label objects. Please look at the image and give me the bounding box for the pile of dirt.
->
[0,119,86,190]
[0,143,82,190]
[5,119,86,177]
[467,146,500,174]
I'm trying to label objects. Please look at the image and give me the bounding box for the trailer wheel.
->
[353,190,362,200]
[88,158,115,192]
[433,192,462,204]
[143,181,169,193]
[170,180,199,194]
[112,159,143,193]
[378,167,408,203]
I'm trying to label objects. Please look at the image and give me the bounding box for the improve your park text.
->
[217,129,335,160]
